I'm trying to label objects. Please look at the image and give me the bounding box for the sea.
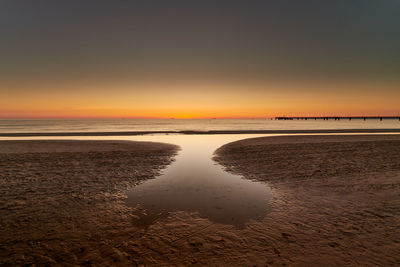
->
[0,118,399,133]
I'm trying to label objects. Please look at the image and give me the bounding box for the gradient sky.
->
[1,0,399,118]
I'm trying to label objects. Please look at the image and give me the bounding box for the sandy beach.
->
[214,134,400,266]
[0,140,178,266]
[1,135,400,266]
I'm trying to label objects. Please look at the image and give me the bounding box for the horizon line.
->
[1,114,400,120]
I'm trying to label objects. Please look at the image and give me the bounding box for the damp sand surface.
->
[1,135,400,266]
[214,134,400,266]
[0,140,178,266]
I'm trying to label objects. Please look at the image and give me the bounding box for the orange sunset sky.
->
[1,1,399,119]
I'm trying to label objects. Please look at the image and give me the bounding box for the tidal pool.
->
[124,134,272,227]
[0,134,273,227]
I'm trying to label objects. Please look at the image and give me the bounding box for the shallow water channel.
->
[1,134,273,227]
[124,134,272,227]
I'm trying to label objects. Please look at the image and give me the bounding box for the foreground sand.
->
[1,136,400,266]
[214,135,400,266]
[0,140,178,266]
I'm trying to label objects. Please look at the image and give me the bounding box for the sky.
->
[1,0,399,118]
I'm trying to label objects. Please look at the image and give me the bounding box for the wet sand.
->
[1,136,400,266]
[214,135,400,266]
[0,140,178,266]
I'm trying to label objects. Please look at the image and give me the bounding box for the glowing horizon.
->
[1,1,399,118]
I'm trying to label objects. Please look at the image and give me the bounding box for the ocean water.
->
[0,118,399,133]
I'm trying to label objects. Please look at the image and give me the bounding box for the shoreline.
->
[1,128,400,137]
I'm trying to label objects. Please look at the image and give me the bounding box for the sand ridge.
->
[214,134,400,266]
[0,140,178,266]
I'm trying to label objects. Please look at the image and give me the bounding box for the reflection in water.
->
[0,134,273,227]
[124,135,272,227]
